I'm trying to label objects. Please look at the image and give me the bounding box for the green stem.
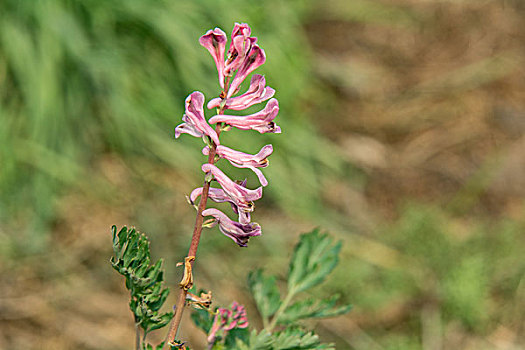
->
[266,288,296,333]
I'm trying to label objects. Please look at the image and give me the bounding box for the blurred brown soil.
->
[306,0,525,219]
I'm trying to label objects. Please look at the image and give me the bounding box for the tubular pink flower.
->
[209,98,280,134]
[202,208,261,247]
[199,28,228,89]
[203,144,273,186]
[224,23,257,78]
[207,74,275,111]
[189,186,251,224]
[227,44,266,98]
[202,164,262,212]
[175,92,220,145]
[190,187,231,205]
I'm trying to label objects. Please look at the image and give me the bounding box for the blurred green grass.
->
[1,0,525,349]
[0,0,350,253]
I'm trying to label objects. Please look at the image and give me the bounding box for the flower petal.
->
[227,45,266,98]
[207,74,275,111]
[209,98,280,134]
[203,144,272,186]
[202,208,261,247]
[189,187,231,205]
[176,92,220,145]
[201,164,262,212]
[224,23,257,78]
[199,28,228,88]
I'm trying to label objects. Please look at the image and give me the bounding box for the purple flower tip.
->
[202,208,261,247]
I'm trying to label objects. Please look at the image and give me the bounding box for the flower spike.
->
[207,302,249,347]
[168,23,281,347]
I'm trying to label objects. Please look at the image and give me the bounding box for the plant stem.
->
[135,323,141,350]
[266,288,296,333]
[163,116,224,350]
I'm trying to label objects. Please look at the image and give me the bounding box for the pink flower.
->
[189,186,251,224]
[201,164,262,212]
[207,302,249,345]
[227,45,266,98]
[199,28,228,89]
[209,98,280,134]
[203,144,273,186]
[202,208,261,247]
[175,92,220,145]
[207,75,275,111]
[189,187,231,205]
[224,23,257,78]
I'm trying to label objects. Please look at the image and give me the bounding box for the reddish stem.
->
[163,119,224,350]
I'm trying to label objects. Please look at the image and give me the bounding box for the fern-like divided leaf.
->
[278,295,352,325]
[235,329,334,350]
[235,330,273,350]
[272,328,334,350]
[248,269,282,323]
[288,229,342,294]
[111,225,173,337]
[254,229,351,329]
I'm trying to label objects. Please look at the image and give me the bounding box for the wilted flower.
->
[175,91,220,145]
[202,208,261,247]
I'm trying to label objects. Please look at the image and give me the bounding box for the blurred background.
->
[1,0,524,349]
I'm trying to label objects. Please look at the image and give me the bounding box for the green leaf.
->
[235,330,273,350]
[278,296,351,325]
[288,229,342,293]
[145,312,174,333]
[273,328,335,350]
[110,226,173,335]
[191,307,214,334]
[248,269,282,321]
[225,327,250,349]
[273,329,318,349]
[147,286,170,312]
